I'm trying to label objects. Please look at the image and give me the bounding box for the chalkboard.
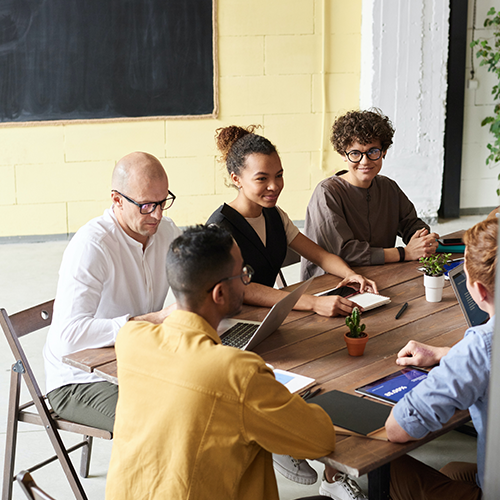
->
[0,0,215,122]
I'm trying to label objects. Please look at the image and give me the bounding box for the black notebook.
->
[308,390,391,437]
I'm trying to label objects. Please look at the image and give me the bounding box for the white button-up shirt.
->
[43,208,181,393]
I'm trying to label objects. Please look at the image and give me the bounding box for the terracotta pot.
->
[344,332,369,357]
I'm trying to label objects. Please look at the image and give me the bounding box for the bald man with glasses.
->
[43,152,181,432]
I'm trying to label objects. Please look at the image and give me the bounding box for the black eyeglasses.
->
[112,190,176,214]
[345,148,383,163]
[207,265,254,292]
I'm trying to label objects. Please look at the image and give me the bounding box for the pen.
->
[304,387,321,400]
[395,302,408,320]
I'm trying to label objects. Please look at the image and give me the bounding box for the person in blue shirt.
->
[385,217,497,499]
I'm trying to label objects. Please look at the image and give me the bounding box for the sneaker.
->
[319,472,368,500]
[272,454,318,485]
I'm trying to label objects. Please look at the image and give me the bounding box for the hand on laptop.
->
[396,340,450,367]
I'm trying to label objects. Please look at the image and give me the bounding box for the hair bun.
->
[215,125,259,161]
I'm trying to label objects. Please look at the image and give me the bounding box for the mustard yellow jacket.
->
[106,310,336,500]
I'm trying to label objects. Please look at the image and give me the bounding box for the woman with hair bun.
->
[207,125,372,498]
[207,124,378,318]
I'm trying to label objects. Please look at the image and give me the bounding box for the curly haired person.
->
[301,109,439,279]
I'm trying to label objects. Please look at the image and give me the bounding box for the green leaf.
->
[482,117,495,126]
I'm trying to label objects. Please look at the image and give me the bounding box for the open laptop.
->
[448,262,489,327]
[218,277,313,351]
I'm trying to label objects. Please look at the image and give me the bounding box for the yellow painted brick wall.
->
[0,0,361,237]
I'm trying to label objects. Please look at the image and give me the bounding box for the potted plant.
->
[344,307,368,357]
[419,253,452,302]
[470,8,500,194]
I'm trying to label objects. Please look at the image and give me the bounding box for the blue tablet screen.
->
[356,368,428,404]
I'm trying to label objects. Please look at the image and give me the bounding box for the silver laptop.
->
[448,262,489,327]
[218,277,313,351]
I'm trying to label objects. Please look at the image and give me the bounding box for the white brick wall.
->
[461,0,499,209]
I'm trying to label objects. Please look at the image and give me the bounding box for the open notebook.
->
[315,286,391,311]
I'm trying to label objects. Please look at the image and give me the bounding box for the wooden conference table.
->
[63,255,470,500]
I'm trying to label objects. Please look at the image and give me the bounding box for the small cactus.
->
[345,307,366,338]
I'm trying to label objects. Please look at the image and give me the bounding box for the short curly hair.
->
[330,109,395,154]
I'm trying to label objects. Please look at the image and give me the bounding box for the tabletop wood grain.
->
[62,253,470,480]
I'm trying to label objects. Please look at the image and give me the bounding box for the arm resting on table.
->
[385,409,415,443]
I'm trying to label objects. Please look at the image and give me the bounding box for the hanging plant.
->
[470,7,500,193]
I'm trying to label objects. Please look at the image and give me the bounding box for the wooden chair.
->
[276,247,301,288]
[16,471,56,500]
[1,301,112,500]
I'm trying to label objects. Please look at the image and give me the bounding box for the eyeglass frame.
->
[207,264,254,293]
[112,189,176,214]
[344,147,383,163]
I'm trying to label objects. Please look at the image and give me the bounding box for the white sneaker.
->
[319,473,368,500]
[272,454,318,485]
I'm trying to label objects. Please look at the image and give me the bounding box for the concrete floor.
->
[0,216,482,499]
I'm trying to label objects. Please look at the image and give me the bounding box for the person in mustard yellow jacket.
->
[105,225,337,500]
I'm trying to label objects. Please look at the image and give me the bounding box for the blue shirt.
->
[393,316,494,490]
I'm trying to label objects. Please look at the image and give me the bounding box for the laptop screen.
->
[449,263,489,327]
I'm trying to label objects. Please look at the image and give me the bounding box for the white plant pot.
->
[424,274,445,302]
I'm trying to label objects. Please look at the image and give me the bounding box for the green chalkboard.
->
[0,0,215,122]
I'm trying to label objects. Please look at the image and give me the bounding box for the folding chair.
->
[276,247,301,288]
[16,471,56,500]
[1,301,112,500]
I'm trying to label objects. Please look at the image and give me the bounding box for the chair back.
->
[276,247,301,288]
[1,299,101,500]
[16,471,57,500]
[4,300,54,339]
[1,300,54,402]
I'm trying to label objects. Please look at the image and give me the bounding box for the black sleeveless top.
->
[207,204,287,287]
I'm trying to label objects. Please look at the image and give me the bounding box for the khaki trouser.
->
[47,381,118,433]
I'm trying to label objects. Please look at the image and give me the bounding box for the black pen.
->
[304,387,321,400]
[395,302,408,319]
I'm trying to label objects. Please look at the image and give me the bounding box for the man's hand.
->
[339,273,378,294]
[130,302,177,324]
[396,340,450,367]
[404,228,440,261]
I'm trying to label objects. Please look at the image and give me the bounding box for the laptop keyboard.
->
[221,322,259,348]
